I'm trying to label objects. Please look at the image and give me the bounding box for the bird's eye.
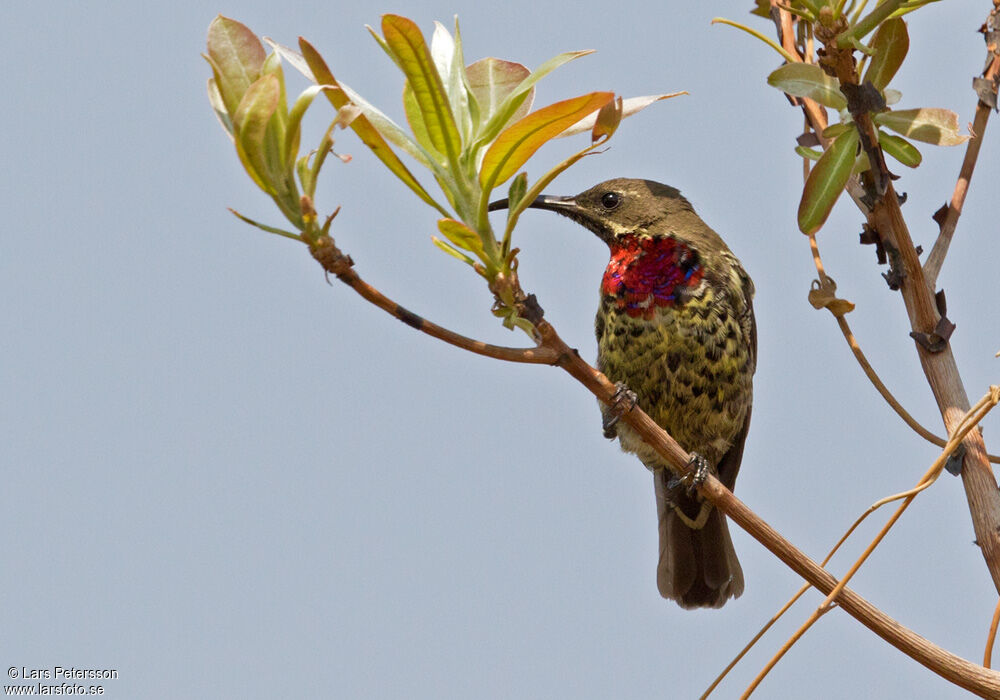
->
[600,192,622,210]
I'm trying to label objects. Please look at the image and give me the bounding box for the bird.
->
[491,178,756,608]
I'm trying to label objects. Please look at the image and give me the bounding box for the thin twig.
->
[744,389,1000,696]
[834,313,1000,463]
[772,4,832,142]
[808,214,1000,462]
[309,230,990,697]
[924,45,1000,288]
[742,604,838,699]
[702,581,811,699]
[309,236,559,365]
[835,315,948,442]
[986,597,1000,668]
[870,153,1000,595]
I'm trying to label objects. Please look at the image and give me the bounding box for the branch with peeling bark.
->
[827,20,1000,597]
[767,3,1000,596]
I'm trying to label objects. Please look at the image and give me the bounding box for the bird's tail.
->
[654,469,744,608]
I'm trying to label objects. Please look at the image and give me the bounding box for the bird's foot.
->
[682,453,712,492]
[602,382,638,438]
[664,454,715,530]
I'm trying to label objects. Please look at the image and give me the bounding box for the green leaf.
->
[889,0,943,18]
[466,58,533,130]
[710,17,799,63]
[557,92,686,138]
[480,92,614,190]
[298,38,449,216]
[499,136,608,250]
[795,145,823,161]
[428,23,455,100]
[337,81,435,168]
[506,172,528,215]
[473,50,594,152]
[451,19,481,131]
[878,129,922,167]
[437,218,487,258]
[403,81,438,157]
[228,207,302,241]
[798,128,859,234]
[233,73,281,194]
[822,122,852,139]
[430,21,473,143]
[795,0,821,17]
[838,0,906,47]
[207,78,233,139]
[873,108,969,145]
[844,34,876,57]
[431,236,479,269]
[864,17,908,90]
[851,149,872,176]
[263,38,314,81]
[750,0,771,18]
[767,63,847,110]
[381,15,462,166]
[284,84,329,171]
[260,52,290,169]
[205,15,266,118]
[353,28,447,173]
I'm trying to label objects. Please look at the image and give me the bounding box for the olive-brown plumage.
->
[521,178,756,608]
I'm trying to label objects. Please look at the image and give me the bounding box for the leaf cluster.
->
[723,1,966,234]
[205,16,352,241]
[206,14,677,334]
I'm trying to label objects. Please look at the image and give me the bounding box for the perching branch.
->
[308,236,559,365]
[309,234,1000,697]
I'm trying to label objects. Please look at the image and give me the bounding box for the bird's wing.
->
[718,293,755,491]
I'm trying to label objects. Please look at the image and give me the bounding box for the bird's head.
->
[489,178,730,256]
[490,178,746,317]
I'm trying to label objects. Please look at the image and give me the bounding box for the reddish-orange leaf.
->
[480,92,613,189]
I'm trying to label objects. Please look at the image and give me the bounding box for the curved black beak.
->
[487,194,577,212]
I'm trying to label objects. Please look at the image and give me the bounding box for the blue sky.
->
[3,1,999,698]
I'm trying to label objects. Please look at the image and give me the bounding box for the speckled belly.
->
[596,289,753,469]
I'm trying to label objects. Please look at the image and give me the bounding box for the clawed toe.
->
[602,382,638,437]
[663,453,716,530]
[684,453,712,491]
